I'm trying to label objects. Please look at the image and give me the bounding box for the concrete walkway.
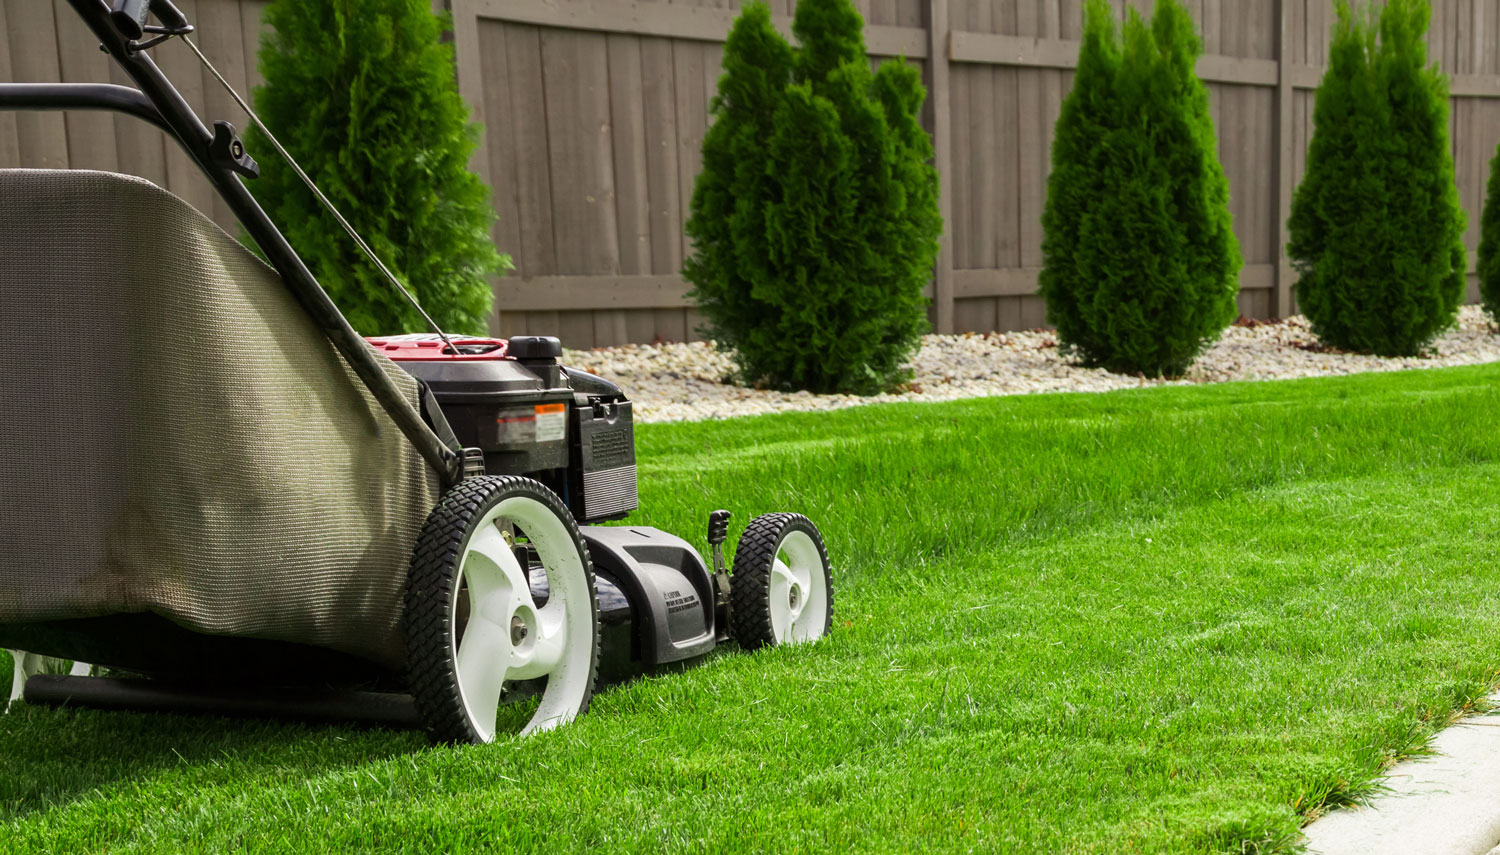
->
[1303,692,1500,855]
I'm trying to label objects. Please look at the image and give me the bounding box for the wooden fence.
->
[4,0,1499,347]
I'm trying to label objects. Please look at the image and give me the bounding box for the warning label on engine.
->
[535,403,566,443]
[495,409,536,444]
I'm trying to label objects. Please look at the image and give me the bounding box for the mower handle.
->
[109,0,150,39]
[108,0,190,40]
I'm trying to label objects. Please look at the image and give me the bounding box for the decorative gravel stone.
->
[563,306,1500,424]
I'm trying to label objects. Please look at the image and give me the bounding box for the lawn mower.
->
[0,0,833,744]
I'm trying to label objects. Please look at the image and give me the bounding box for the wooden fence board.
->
[0,1,18,168]
[107,59,168,188]
[928,0,954,332]
[554,30,622,276]
[54,5,117,173]
[950,0,987,331]
[608,34,653,344]
[599,36,649,346]
[506,24,559,279]
[477,19,523,331]
[667,39,707,343]
[637,35,686,342]
[949,63,971,267]
[155,1,215,217]
[193,0,250,227]
[6,0,69,169]
[544,29,614,277]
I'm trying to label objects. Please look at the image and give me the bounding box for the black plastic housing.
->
[389,345,639,523]
[581,526,717,666]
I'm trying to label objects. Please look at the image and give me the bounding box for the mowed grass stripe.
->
[4,364,1500,853]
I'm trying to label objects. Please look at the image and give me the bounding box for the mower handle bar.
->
[0,83,172,134]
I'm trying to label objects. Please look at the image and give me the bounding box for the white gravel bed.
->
[563,305,1500,423]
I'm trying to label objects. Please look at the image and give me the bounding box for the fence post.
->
[926,0,954,335]
[1273,0,1296,319]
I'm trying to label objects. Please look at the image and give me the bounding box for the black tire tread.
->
[728,513,833,651]
[403,476,600,744]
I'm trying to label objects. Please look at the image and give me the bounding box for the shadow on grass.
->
[0,656,705,823]
[0,701,428,821]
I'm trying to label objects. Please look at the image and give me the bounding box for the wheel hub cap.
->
[766,530,829,645]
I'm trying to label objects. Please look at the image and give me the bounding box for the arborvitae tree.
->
[684,0,940,395]
[1039,0,1240,377]
[248,0,506,335]
[1288,0,1465,355]
[1479,153,1500,319]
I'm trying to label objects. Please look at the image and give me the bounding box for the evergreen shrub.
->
[248,0,506,335]
[1480,152,1500,318]
[1475,134,1500,321]
[683,0,941,395]
[1287,0,1465,355]
[1038,0,1241,378]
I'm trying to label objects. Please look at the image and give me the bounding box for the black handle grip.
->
[110,0,151,40]
[707,510,731,546]
[151,0,190,32]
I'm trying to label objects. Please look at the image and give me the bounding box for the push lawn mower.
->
[0,0,833,743]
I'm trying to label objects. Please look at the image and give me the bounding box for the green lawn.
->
[6,364,1500,853]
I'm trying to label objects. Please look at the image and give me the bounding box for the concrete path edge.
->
[1303,691,1500,855]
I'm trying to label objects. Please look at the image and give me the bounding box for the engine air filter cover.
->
[572,401,638,522]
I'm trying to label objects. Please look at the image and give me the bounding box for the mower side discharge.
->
[583,526,719,666]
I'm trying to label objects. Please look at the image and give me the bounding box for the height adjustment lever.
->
[209,121,259,179]
[708,510,731,574]
[707,510,733,639]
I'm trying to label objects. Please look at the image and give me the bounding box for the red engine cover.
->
[365,334,510,362]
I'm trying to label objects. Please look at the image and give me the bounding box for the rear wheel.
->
[6,650,24,711]
[729,514,833,651]
[404,476,599,743]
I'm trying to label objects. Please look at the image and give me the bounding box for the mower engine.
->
[374,333,721,679]
[370,334,638,523]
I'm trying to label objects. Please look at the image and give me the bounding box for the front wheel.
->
[729,513,833,651]
[403,476,600,744]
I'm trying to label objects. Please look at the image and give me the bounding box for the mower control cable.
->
[179,35,460,358]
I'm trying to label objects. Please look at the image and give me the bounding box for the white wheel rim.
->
[451,496,592,741]
[768,530,829,644]
[7,650,24,711]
